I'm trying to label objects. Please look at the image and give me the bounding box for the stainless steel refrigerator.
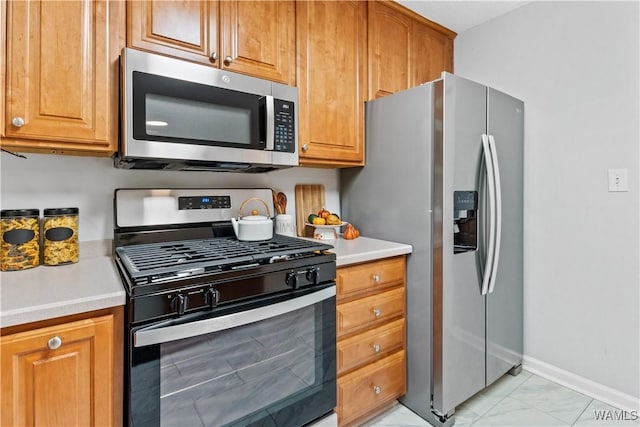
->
[341,73,523,427]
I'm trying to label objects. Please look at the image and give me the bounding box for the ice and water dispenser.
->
[453,191,477,254]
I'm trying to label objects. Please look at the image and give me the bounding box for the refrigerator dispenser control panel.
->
[454,191,478,254]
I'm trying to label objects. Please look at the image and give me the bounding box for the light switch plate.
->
[608,168,628,192]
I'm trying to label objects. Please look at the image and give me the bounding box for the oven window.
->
[129,296,336,427]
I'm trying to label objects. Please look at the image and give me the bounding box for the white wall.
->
[0,153,340,241]
[455,1,639,408]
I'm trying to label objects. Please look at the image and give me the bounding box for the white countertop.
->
[0,236,411,328]
[320,236,412,267]
[0,240,126,328]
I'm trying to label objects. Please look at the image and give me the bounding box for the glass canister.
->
[0,209,40,271]
[43,208,79,265]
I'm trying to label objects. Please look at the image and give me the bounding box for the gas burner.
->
[116,234,332,282]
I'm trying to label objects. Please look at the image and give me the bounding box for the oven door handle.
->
[133,286,336,347]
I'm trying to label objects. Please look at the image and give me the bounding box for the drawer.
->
[338,318,405,375]
[337,257,405,300]
[337,350,406,426]
[337,287,405,338]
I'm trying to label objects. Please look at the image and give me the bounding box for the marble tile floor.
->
[363,371,640,427]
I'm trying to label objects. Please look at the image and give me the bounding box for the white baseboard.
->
[523,355,640,412]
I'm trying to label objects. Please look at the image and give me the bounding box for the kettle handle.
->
[239,198,272,218]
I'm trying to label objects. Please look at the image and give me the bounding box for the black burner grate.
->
[116,234,332,280]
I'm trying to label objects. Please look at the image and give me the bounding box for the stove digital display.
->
[178,195,231,210]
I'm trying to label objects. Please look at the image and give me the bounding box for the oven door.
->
[127,285,336,427]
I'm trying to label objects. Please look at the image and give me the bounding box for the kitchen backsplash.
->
[0,153,340,242]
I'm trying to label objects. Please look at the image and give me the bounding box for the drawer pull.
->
[373,385,382,395]
[372,308,382,317]
[47,336,62,350]
[372,274,381,283]
[372,344,382,353]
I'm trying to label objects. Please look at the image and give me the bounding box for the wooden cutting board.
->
[295,184,326,237]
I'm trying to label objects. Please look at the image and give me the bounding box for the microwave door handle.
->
[265,95,275,150]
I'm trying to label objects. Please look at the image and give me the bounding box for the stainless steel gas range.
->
[112,188,337,427]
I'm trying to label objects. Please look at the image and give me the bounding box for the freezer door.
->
[485,88,524,386]
[342,84,435,421]
[432,74,487,416]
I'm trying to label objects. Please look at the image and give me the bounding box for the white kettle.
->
[231,198,273,241]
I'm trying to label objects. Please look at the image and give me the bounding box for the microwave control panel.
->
[274,100,295,153]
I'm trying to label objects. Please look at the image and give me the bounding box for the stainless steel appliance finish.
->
[113,188,337,427]
[117,48,298,172]
[341,73,523,426]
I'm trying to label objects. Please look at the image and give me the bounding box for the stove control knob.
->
[171,293,188,316]
[305,267,319,284]
[285,271,298,289]
[203,288,219,308]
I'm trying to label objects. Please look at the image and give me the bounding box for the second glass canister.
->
[43,208,79,265]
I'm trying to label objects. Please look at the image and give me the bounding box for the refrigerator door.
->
[485,88,524,385]
[341,84,435,421]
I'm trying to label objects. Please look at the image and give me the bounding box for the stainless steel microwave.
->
[116,48,298,172]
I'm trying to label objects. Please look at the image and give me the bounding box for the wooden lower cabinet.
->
[1,306,123,427]
[336,256,407,426]
[338,350,406,426]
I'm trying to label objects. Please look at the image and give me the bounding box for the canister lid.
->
[1,208,40,218]
[44,207,79,216]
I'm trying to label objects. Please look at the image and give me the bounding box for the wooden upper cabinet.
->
[220,1,295,85]
[368,1,413,99]
[128,0,296,85]
[368,1,455,100]
[296,1,367,167]
[3,0,124,155]
[127,0,218,64]
[412,19,455,86]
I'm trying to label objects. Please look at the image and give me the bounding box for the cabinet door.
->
[1,314,116,427]
[368,1,412,99]
[337,350,406,425]
[127,0,219,66]
[411,21,454,86]
[220,1,295,85]
[1,0,6,138]
[4,0,123,154]
[296,0,367,167]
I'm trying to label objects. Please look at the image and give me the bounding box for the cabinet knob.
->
[224,56,233,65]
[372,344,382,353]
[373,385,382,395]
[47,336,62,350]
[209,52,218,62]
[301,144,309,152]
[372,308,382,317]
[11,117,25,127]
[372,274,381,283]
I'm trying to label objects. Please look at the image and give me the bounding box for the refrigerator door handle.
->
[488,135,502,294]
[481,134,496,296]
